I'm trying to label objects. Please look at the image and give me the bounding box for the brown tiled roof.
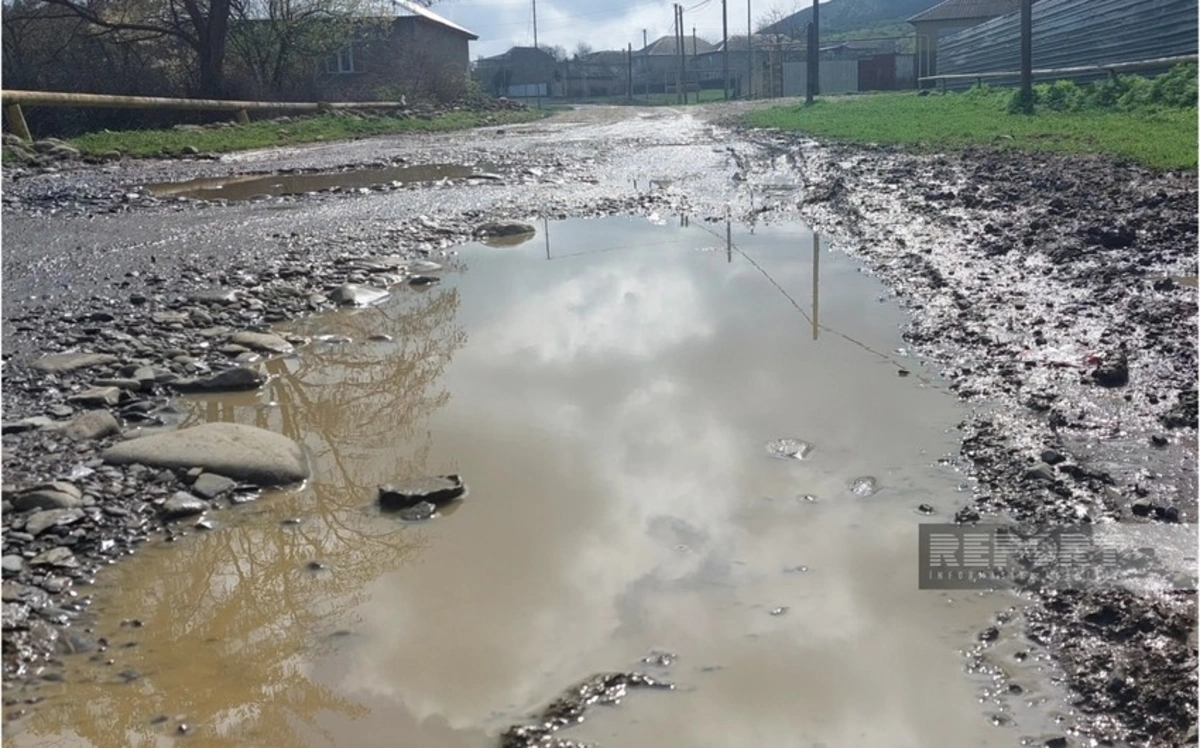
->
[908,0,1022,24]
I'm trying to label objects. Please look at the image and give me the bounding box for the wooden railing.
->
[0,90,410,142]
[918,53,1197,90]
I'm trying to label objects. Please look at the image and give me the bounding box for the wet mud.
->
[736,132,1199,746]
[1,104,1196,746]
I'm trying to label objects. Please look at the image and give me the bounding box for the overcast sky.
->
[431,0,822,59]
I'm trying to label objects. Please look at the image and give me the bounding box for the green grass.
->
[745,90,1198,170]
[8,108,549,160]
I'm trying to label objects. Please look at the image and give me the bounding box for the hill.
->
[757,0,938,36]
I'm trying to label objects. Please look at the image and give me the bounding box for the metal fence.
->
[938,0,1198,86]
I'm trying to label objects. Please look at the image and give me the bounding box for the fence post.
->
[5,104,32,142]
[236,109,250,124]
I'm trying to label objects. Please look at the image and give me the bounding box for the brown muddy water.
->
[8,217,1073,747]
[143,163,484,201]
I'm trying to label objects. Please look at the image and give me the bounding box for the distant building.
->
[310,0,477,100]
[561,50,630,98]
[907,0,1022,79]
[633,35,718,94]
[473,46,559,98]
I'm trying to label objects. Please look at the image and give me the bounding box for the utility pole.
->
[673,5,681,104]
[677,5,686,104]
[1020,0,1033,113]
[747,0,753,99]
[532,0,540,109]
[722,0,729,100]
[811,0,819,97]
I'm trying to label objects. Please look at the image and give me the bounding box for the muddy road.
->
[2,104,1196,747]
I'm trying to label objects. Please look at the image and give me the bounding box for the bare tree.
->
[573,40,592,60]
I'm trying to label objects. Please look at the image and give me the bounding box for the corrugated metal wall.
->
[782,60,859,96]
[938,0,1198,82]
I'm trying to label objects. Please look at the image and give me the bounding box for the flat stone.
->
[133,366,178,384]
[189,288,240,305]
[171,367,265,393]
[25,509,84,536]
[475,220,536,238]
[61,410,121,441]
[30,547,78,568]
[90,378,143,390]
[229,331,293,354]
[151,311,189,325]
[67,386,122,406]
[161,492,208,519]
[329,284,389,307]
[192,473,236,499]
[378,475,465,510]
[1025,462,1056,482]
[408,260,443,273]
[102,422,309,486]
[397,501,438,521]
[1,556,24,574]
[30,353,118,374]
[48,404,75,418]
[13,482,82,511]
[1,417,54,434]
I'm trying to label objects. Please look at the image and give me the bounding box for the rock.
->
[133,366,177,384]
[171,367,265,393]
[850,476,879,497]
[188,288,240,305]
[397,501,438,521]
[30,352,118,374]
[67,386,122,407]
[329,284,389,307]
[48,404,75,418]
[1,417,53,434]
[1131,499,1153,517]
[30,547,77,568]
[46,144,81,159]
[378,475,466,509]
[475,220,536,238]
[229,331,293,354]
[408,260,443,273]
[192,473,236,499]
[2,556,24,574]
[151,311,189,325]
[161,492,208,519]
[765,438,812,460]
[13,482,82,511]
[1025,462,1056,482]
[180,145,199,155]
[25,509,83,536]
[91,378,143,391]
[1039,449,1065,465]
[1091,352,1129,388]
[408,275,440,287]
[102,422,309,486]
[61,410,121,441]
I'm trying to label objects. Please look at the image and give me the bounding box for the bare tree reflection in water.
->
[23,287,467,747]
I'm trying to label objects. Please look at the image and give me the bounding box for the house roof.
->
[391,0,478,39]
[637,35,718,56]
[477,46,555,64]
[907,0,1022,24]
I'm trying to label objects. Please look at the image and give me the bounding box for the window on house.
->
[325,43,358,74]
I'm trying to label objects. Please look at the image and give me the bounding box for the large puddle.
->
[144,163,484,201]
[9,217,1062,747]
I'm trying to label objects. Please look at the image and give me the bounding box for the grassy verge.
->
[745,89,1198,170]
[4,108,550,161]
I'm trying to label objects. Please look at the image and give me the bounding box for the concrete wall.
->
[781,59,859,96]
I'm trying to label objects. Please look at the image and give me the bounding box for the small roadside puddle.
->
[10,217,1069,747]
[144,163,487,201]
